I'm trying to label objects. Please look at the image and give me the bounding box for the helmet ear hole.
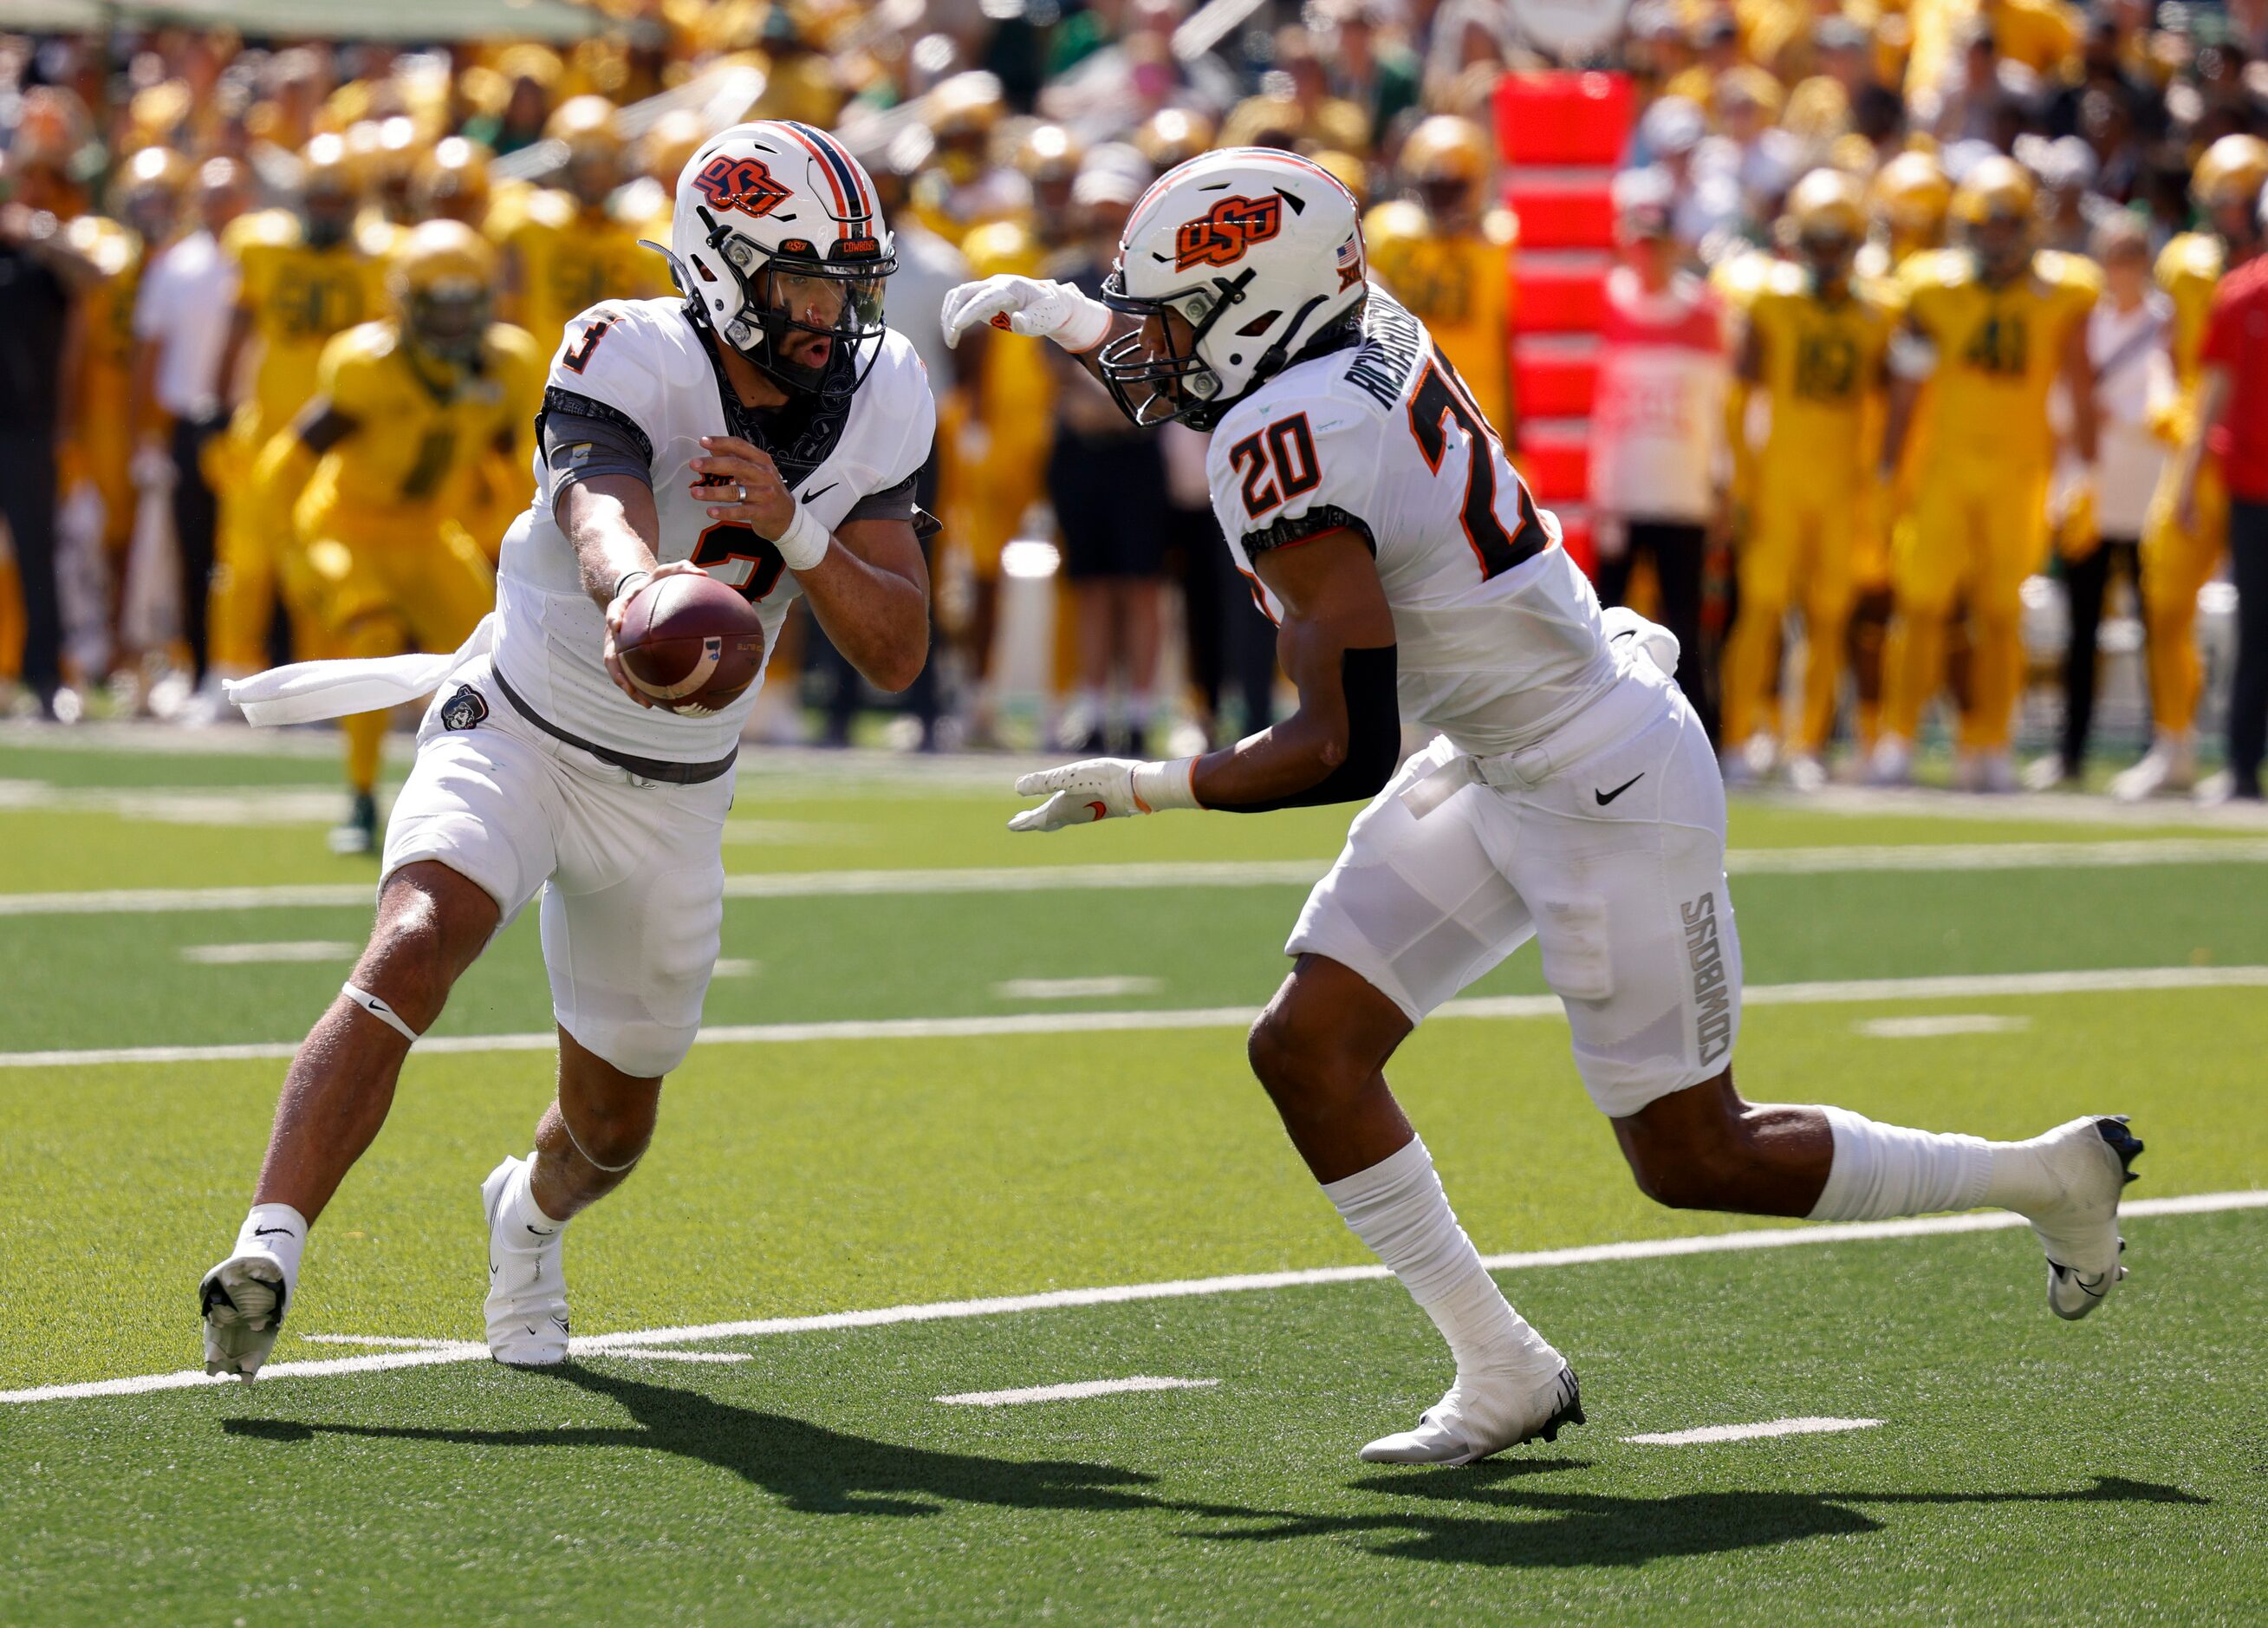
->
[1236,311,1277,336]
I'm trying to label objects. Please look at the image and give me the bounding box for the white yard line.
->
[992,976,1163,1000]
[5,963,2264,1071]
[1858,1015,2032,1039]
[600,1348,754,1364]
[1623,1416,1884,1446]
[179,941,358,966]
[936,1376,1219,1407]
[6,838,2268,918]
[3,1190,2258,1408]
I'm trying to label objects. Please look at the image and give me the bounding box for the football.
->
[614,570,766,716]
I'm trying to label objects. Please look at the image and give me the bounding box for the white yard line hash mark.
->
[992,976,1163,1000]
[5,838,2268,917]
[712,959,761,979]
[597,1348,754,1364]
[6,964,2265,1070]
[4,1191,2259,1407]
[937,1377,1219,1407]
[179,941,359,966]
[1623,1416,1885,1446]
[1858,1014,2032,1039]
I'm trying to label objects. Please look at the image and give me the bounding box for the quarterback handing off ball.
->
[614,572,766,715]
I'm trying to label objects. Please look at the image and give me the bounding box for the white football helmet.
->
[1099,147,1368,428]
[659,120,896,397]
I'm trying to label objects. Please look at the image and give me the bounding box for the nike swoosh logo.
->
[1595,773,1644,805]
[1085,800,1109,822]
[526,1224,556,1238]
[1611,628,1636,641]
[253,1227,295,1239]
[801,481,839,503]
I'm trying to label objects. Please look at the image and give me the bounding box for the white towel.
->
[226,614,496,726]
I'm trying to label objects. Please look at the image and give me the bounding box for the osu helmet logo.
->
[1173,193,1284,270]
[692,154,794,219]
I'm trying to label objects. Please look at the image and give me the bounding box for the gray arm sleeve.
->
[841,472,943,540]
[539,386,654,511]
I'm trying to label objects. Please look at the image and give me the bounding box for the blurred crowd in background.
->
[2,0,2265,811]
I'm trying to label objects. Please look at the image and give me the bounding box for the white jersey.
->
[495,297,935,763]
[1205,288,1620,758]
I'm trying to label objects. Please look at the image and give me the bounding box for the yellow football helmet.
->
[113,145,191,242]
[547,94,624,164]
[299,132,361,247]
[411,135,491,224]
[1953,155,2037,225]
[926,73,1004,144]
[1134,107,1213,172]
[1786,167,1867,242]
[1400,114,1491,189]
[1954,155,2037,279]
[1014,122,1082,184]
[2193,133,2268,213]
[1871,150,1952,243]
[389,218,495,366]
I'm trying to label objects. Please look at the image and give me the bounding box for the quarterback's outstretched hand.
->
[942,276,1113,353]
[1010,756,1200,833]
[603,558,708,707]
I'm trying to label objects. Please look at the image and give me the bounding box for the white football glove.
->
[942,275,1113,353]
[1011,757,1199,833]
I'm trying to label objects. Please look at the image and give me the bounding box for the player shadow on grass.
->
[1176,1464,2209,1569]
[222,1360,1161,1520]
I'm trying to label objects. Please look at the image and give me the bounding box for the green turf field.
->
[3,730,2264,1625]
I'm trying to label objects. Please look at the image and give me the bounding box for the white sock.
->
[500,1153,564,1247]
[234,1202,309,1299]
[1805,1106,1999,1221]
[1322,1137,1560,1379]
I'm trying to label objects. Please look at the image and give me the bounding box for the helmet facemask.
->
[405,277,491,368]
[1095,268,1247,428]
[683,205,895,400]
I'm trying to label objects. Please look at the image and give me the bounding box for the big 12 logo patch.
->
[1173,193,1285,270]
[692,154,794,219]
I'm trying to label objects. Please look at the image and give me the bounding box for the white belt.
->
[1400,609,1680,820]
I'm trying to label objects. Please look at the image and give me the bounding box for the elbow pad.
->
[1208,644,1400,813]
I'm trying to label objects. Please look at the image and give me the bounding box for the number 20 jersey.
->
[494,296,935,765]
[1205,288,1620,758]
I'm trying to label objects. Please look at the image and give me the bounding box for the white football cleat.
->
[200,1251,290,1380]
[2018,1116,2143,1320]
[1785,752,1828,794]
[2110,739,2195,802]
[483,1156,570,1366]
[1868,734,1913,786]
[1360,1364,1584,1467]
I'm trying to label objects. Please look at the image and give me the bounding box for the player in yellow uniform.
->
[408,135,493,228]
[1855,151,1955,752]
[2115,134,2268,799]
[62,150,181,584]
[1875,157,2099,791]
[907,74,1022,247]
[939,127,1078,742]
[1722,170,1899,789]
[498,96,656,349]
[1363,115,1517,435]
[253,221,543,852]
[204,136,389,700]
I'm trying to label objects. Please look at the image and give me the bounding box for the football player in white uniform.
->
[201,122,935,1377]
[944,149,2141,1466]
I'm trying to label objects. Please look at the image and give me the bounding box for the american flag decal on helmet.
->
[1335,232,1363,290]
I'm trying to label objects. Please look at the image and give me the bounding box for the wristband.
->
[768,498,833,571]
[612,568,652,603]
[1131,757,1201,813]
[1060,290,1115,354]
